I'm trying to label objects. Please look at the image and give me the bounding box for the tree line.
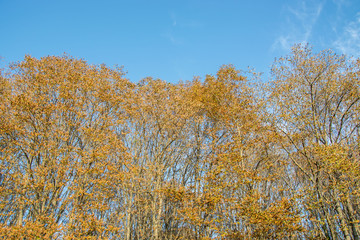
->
[0,44,359,239]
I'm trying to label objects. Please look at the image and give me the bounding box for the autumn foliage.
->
[0,45,359,239]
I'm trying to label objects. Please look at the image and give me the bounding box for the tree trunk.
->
[336,197,351,240]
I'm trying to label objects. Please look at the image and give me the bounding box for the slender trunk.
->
[346,196,360,240]
[153,196,164,240]
[336,197,351,240]
[152,163,164,240]
[125,205,132,240]
[125,184,133,240]
[16,206,23,226]
[317,185,337,239]
[152,183,163,240]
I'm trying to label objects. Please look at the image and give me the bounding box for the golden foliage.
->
[0,46,359,239]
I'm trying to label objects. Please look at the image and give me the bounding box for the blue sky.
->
[1,0,360,83]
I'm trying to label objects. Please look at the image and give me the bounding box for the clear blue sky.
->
[1,0,359,83]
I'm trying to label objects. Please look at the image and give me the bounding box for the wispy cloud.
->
[161,13,182,45]
[272,1,324,52]
[169,12,203,29]
[333,13,360,57]
[170,12,177,27]
[162,12,202,46]
[162,32,183,45]
[332,0,349,11]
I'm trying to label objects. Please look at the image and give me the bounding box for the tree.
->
[0,55,131,239]
[1,46,358,239]
[270,44,360,239]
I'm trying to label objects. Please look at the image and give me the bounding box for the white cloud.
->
[162,12,202,46]
[162,32,183,45]
[332,0,349,11]
[334,13,360,56]
[170,12,177,26]
[272,1,324,52]
[275,36,291,51]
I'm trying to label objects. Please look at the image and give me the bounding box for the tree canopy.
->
[0,44,359,239]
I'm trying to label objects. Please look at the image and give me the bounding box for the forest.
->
[0,44,359,239]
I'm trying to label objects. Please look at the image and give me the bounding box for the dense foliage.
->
[0,45,359,239]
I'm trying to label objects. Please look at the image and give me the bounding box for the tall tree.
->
[0,55,131,239]
[270,44,360,239]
